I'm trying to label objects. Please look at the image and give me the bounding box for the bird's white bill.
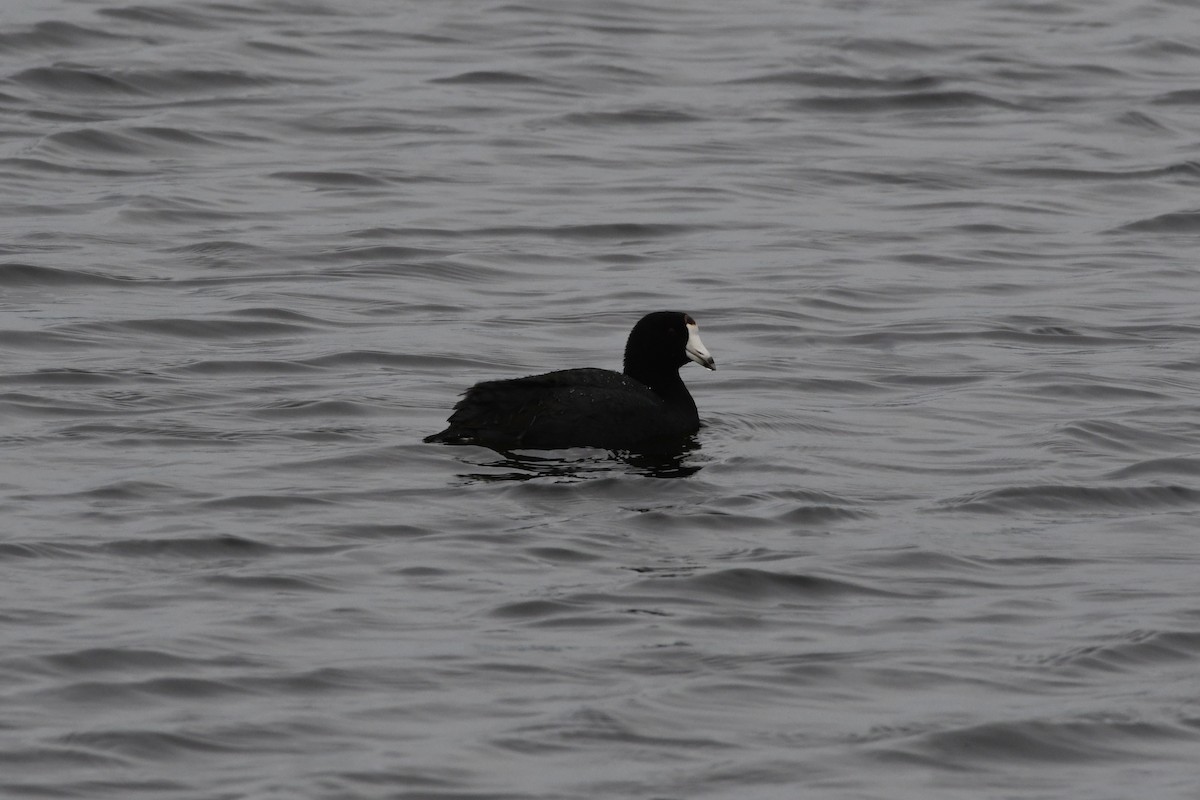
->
[685,322,716,370]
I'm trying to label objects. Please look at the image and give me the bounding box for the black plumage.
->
[425,311,715,450]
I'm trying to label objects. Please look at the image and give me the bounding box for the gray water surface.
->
[3,1,1200,798]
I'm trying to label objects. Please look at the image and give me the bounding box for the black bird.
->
[425,311,715,450]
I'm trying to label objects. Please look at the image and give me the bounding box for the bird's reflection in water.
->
[458,437,703,482]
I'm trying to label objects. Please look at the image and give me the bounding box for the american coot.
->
[425,311,715,450]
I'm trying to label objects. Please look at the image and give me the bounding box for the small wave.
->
[127,68,288,94]
[342,222,695,241]
[806,167,973,190]
[523,545,603,564]
[431,70,548,85]
[133,126,229,147]
[839,324,1123,349]
[990,162,1200,182]
[59,317,313,341]
[229,307,328,324]
[876,372,984,388]
[793,90,1019,113]
[1056,420,1183,454]
[60,729,244,759]
[303,350,469,370]
[52,422,272,446]
[716,488,872,525]
[247,399,371,420]
[484,222,696,240]
[1106,457,1200,480]
[167,240,268,256]
[39,128,154,157]
[203,573,338,593]
[775,504,872,524]
[242,39,322,58]
[101,535,274,559]
[1114,110,1177,132]
[118,196,249,225]
[501,707,726,752]
[14,64,297,104]
[34,125,242,164]
[0,744,128,769]
[13,66,146,96]
[0,156,153,178]
[0,262,136,287]
[311,244,451,263]
[198,494,339,511]
[855,549,998,573]
[99,4,225,29]
[554,107,702,126]
[268,170,392,188]
[634,567,902,602]
[0,392,123,419]
[288,114,462,137]
[1009,377,1166,402]
[165,239,273,270]
[35,646,242,675]
[1152,88,1200,105]
[491,599,581,620]
[0,368,123,387]
[455,449,696,484]
[317,259,520,284]
[57,675,253,703]
[333,523,430,540]
[835,36,939,56]
[940,484,1200,514]
[1135,38,1200,58]
[1031,629,1200,675]
[0,21,131,53]
[1114,209,1200,233]
[875,714,1192,768]
[46,480,181,503]
[0,328,106,351]
[170,359,322,377]
[0,541,81,561]
[728,70,940,90]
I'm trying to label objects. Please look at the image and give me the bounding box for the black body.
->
[425,311,711,450]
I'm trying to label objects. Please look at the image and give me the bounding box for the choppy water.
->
[4,0,1200,797]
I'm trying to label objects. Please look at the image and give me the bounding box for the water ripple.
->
[940,484,1200,514]
[4,0,1200,797]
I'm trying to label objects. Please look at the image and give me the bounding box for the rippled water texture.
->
[4,1,1200,797]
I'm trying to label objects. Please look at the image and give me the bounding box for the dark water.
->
[4,1,1200,797]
